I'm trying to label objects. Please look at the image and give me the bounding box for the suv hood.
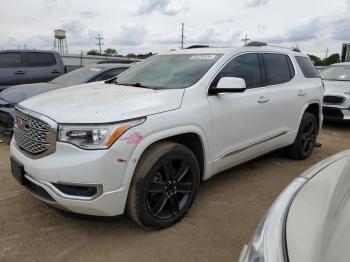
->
[19,82,185,123]
[323,80,350,94]
[0,82,63,104]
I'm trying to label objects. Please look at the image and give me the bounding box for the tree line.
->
[308,53,340,66]
[86,48,154,59]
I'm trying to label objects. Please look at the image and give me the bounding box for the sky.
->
[0,0,349,58]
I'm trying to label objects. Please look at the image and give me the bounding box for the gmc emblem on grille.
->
[14,118,27,130]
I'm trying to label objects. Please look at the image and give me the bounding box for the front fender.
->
[121,125,212,186]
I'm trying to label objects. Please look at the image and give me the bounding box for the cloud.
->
[78,11,99,19]
[266,16,325,43]
[186,28,242,46]
[134,0,188,16]
[111,24,147,46]
[245,0,268,8]
[331,14,350,41]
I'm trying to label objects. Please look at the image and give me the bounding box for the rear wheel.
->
[287,113,317,160]
[127,142,200,229]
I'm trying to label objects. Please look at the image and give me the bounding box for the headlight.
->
[239,177,307,262]
[58,118,145,150]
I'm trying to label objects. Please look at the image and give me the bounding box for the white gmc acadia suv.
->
[10,44,324,229]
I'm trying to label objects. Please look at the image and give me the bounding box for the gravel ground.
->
[1,122,350,262]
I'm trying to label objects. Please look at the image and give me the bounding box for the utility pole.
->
[96,33,104,55]
[241,34,250,46]
[180,23,184,49]
[325,48,330,59]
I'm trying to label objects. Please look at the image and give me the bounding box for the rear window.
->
[295,56,319,78]
[26,52,56,67]
[263,54,294,85]
[0,52,22,68]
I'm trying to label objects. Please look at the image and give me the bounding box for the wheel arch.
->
[299,101,322,134]
[122,126,211,186]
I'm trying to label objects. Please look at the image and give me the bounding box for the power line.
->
[95,33,104,55]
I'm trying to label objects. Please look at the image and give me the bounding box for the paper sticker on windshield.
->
[190,55,217,60]
[89,68,102,72]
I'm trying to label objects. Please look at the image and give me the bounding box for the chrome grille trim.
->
[13,106,57,159]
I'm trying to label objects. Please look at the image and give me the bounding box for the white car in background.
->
[320,62,350,121]
[10,43,323,229]
[240,150,350,262]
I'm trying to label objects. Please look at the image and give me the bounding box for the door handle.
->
[51,70,60,73]
[14,71,25,75]
[257,96,269,104]
[298,90,306,97]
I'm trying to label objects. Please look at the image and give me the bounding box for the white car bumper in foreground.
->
[239,150,350,262]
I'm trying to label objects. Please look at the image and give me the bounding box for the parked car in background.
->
[239,150,350,262]
[10,44,323,229]
[0,50,66,92]
[0,63,131,134]
[320,62,350,121]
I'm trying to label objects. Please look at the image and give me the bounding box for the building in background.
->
[341,43,350,62]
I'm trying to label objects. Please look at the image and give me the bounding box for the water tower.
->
[54,29,68,54]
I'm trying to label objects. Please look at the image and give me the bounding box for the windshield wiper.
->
[115,82,159,90]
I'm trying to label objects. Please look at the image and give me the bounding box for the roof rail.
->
[245,41,267,47]
[267,44,302,53]
[186,45,210,49]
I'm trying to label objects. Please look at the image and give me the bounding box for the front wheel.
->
[287,112,318,160]
[127,142,200,229]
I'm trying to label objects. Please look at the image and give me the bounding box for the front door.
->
[208,53,270,173]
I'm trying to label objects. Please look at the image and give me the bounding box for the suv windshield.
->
[320,65,350,81]
[51,66,104,85]
[116,54,222,89]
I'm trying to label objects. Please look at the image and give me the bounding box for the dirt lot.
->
[1,122,350,262]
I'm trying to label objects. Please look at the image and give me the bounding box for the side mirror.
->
[209,77,246,95]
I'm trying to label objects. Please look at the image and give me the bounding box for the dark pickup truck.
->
[0,50,66,92]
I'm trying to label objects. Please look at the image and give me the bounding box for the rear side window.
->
[263,54,293,85]
[26,52,56,67]
[0,52,22,68]
[295,56,319,78]
[211,53,262,89]
[92,68,128,82]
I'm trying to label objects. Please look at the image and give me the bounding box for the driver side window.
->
[211,53,262,89]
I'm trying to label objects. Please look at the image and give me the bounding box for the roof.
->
[0,49,60,54]
[86,63,133,69]
[330,62,350,66]
[159,45,307,56]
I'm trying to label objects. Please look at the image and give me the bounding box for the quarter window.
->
[263,54,293,85]
[26,52,56,67]
[295,56,319,78]
[212,53,262,89]
[0,52,22,68]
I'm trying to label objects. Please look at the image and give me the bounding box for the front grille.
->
[323,95,346,105]
[323,107,344,119]
[13,108,56,158]
[0,111,13,131]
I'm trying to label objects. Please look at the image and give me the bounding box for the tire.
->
[127,142,200,229]
[287,112,318,160]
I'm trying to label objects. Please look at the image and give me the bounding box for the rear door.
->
[0,52,27,87]
[25,52,63,83]
[261,53,305,148]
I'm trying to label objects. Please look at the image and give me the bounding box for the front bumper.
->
[322,94,350,121]
[0,107,15,134]
[10,139,134,216]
